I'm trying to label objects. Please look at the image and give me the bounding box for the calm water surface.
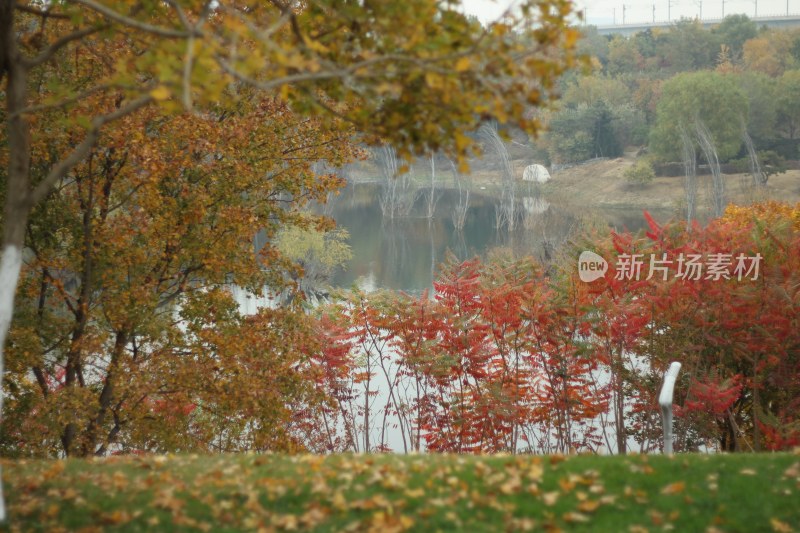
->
[327,183,674,292]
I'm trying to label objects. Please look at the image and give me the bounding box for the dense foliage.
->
[312,202,800,454]
[1,0,580,464]
[543,16,800,165]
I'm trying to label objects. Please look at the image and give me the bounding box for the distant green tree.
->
[713,15,758,57]
[655,19,719,72]
[735,72,778,141]
[607,36,643,75]
[650,71,747,161]
[547,101,623,162]
[632,29,657,59]
[611,104,649,147]
[791,35,800,63]
[562,75,631,108]
[577,26,610,66]
[623,160,656,186]
[776,70,800,138]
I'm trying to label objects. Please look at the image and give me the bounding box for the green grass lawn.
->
[3,452,799,532]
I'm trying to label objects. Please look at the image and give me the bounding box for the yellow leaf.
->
[771,518,793,533]
[558,477,575,492]
[541,491,559,506]
[455,57,471,72]
[453,131,469,151]
[563,511,590,523]
[331,490,347,510]
[660,481,685,495]
[527,462,544,482]
[783,462,800,479]
[150,86,171,101]
[424,72,443,90]
[577,500,600,513]
[499,477,521,495]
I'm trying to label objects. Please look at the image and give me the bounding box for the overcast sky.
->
[462,0,798,27]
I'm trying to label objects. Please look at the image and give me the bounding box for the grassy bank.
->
[3,452,799,532]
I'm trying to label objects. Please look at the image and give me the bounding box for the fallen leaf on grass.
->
[404,488,424,498]
[577,499,600,513]
[599,495,617,505]
[42,461,65,481]
[661,481,685,495]
[272,514,300,530]
[507,517,537,531]
[500,476,521,495]
[527,463,544,482]
[739,468,757,476]
[771,517,793,532]
[629,463,654,474]
[563,511,590,523]
[542,491,560,506]
[649,510,664,526]
[783,463,800,479]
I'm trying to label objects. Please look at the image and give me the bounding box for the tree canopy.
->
[649,71,748,162]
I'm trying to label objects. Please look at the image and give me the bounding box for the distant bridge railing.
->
[594,13,800,35]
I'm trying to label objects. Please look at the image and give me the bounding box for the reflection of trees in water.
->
[429,219,436,292]
[424,155,442,219]
[380,220,412,285]
[448,158,471,230]
[329,183,673,291]
[450,228,469,261]
[492,206,578,266]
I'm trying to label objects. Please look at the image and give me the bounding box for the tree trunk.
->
[1,0,33,520]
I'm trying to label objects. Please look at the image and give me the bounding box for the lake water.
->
[327,183,674,292]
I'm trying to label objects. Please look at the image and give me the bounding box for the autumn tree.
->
[712,14,757,58]
[776,70,800,139]
[0,0,580,518]
[594,204,800,452]
[650,71,747,162]
[2,82,358,458]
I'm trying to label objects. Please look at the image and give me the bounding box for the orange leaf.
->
[660,481,685,495]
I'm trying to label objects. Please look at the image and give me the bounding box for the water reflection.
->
[329,183,672,292]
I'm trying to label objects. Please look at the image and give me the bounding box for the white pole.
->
[659,362,682,454]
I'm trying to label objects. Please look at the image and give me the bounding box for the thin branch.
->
[30,94,154,206]
[11,83,112,117]
[71,0,192,38]
[14,4,69,19]
[217,51,439,92]
[163,0,191,30]
[24,25,107,68]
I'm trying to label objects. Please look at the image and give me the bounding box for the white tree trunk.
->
[0,245,23,522]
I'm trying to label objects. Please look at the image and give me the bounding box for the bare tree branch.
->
[24,25,108,68]
[71,0,192,38]
[12,83,112,118]
[14,4,69,19]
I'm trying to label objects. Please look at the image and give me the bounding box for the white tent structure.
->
[522,164,551,183]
